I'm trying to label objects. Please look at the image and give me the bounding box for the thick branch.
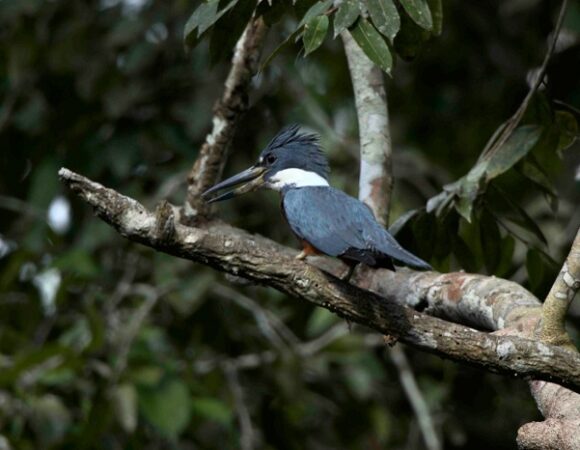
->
[185,17,267,220]
[59,168,580,394]
[342,32,393,225]
[541,227,580,348]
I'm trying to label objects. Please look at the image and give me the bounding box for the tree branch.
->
[58,168,580,394]
[388,345,442,450]
[342,32,393,225]
[540,227,580,349]
[343,33,439,448]
[480,0,569,160]
[185,17,267,221]
[225,364,256,450]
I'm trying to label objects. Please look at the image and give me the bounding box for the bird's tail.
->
[391,247,432,270]
[377,229,432,271]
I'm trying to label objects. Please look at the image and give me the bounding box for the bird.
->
[202,125,431,280]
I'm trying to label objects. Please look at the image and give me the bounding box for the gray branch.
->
[58,168,580,394]
[342,32,393,225]
[185,17,267,220]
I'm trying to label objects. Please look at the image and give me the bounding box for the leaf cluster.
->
[185,0,444,74]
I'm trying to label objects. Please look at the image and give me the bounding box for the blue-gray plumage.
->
[282,187,430,270]
[202,125,431,277]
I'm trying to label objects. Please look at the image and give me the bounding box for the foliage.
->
[185,0,445,74]
[0,0,579,449]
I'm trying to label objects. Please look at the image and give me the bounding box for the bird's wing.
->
[361,217,432,270]
[283,187,431,270]
[282,187,367,257]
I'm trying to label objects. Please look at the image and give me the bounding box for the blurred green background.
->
[0,0,579,449]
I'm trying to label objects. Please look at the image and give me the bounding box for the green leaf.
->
[455,195,475,223]
[333,0,360,37]
[480,208,501,274]
[139,378,191,438]
[209,0,255,65]
[484,125,543,181]
[298,0,333,28]
[411,212,436,260]
[519,158,557,197]
[388,208,420,236]
[399,0,433,30]
[29,395,72,445]
[393,9,432,60]
[554,110,578,151]
[112,384,138,433]
[306,308,339,337]
[496,235,515,278]
[183,0,225,42]
[191,397,232,425]
[518,158,558,212]
[303,15,329,55]
[0,345,74,387]
[260,28,303,71]
[350,18,393,74]
[452,234,477,272]
[494,185,547,245]
[526,248,546,292]
[426,0,443,35]
[366,0,400,41]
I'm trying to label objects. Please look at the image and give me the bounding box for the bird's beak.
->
[202,165,267,203]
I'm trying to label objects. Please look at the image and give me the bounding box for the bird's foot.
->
[341,264,357,282]
[295,250,308,261]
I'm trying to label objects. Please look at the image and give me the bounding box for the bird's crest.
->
[263,124,330,179]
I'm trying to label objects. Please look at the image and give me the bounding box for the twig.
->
[480,0,569,161]
[341,32,393,225]
[540,227,580,349]
[213,284,298,350]
[112,284,163,380]
[389,345,442,450]
[185,17,267,221]
[298,322,349,356]
[0,195,44,218]
[225,364,256,450]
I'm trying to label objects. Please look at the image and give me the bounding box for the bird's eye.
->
[266,154,277,165]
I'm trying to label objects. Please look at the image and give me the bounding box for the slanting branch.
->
[541,228,580,349]
[342,32,393,226]
[58,168,580,394]
[185,17,267,220]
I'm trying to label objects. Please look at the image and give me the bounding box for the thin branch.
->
[341,32,393,225]
[540,227,580,349]
[480,0,569,160]
[112,283,161,380]
[213,284,297,350]
[185,17,267,221]
[388,345,441,450]
[299,323,349,357]
[58,168,580,394]
[0,195,44,218]
[225,364,256,450]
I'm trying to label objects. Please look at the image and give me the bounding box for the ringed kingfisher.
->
[202,125,431,279]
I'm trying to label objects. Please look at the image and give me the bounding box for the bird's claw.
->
[295,250,307,261]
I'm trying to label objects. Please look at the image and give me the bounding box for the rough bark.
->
[342,32,393,226]
[185,17,267,221]
[361,269,580,450]
[60,167,580,448]
[59,168,580,392]
[541,228,580,348]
